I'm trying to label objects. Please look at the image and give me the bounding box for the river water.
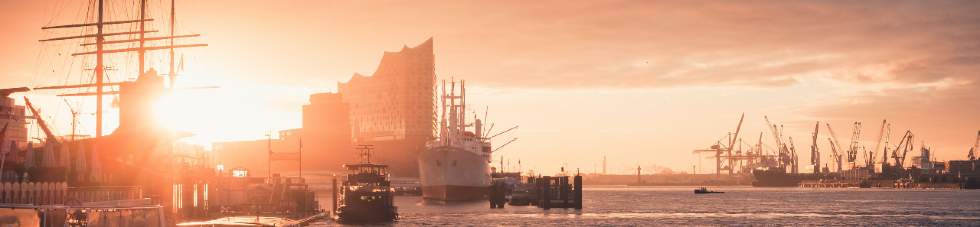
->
[310,186,980,226]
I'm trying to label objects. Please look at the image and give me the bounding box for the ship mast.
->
[169,0,177,91]
[38,0,206,138]
[95,0,105,141]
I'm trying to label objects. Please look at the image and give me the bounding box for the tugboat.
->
[694,187,723,194]
[333,145,398,223]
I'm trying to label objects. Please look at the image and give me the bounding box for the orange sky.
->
[1,0,979,175]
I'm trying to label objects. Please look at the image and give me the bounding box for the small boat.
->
[694,187,724,194]
[333,146,399,223]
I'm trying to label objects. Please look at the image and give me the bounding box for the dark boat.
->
[333,156,398,223]
[694,187,723,194]
[751,167,802,187]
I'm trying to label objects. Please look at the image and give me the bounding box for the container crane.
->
[825,123,845,173]
[727,113,745,175]
[692,113,746,176]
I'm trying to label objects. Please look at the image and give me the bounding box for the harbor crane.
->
[764,116,792,169]
[788,137,799,174]
[693,113,755,176]
[825,123,845,173]
[847,122,863,168]
[867,119,889,171]
[891,130,914,169]
[881,123,892,167]
[728,113,745,175]
[810,122,820,174]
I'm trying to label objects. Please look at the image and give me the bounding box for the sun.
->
[153,93,183,132]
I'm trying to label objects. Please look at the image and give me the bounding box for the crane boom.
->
[728,114,745,155]
[810,122,820,172]
[868,119,887,168]
[825,123,844,172]
[764,116,782,149]
[892,130,913,168]
[23,97,60,144]
[847,122,862,164]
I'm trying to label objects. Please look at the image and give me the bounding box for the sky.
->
[1,0,979,175]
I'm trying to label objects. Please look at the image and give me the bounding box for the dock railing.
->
[0,182,68,205]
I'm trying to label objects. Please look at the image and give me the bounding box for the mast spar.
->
[37,0,207,139]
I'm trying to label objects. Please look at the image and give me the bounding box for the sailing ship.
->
[0,0,208,225]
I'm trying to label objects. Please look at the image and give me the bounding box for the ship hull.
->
[752,167,802,187]
[418,146,491,201]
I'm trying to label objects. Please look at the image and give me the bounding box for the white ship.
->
[418,80,497,201]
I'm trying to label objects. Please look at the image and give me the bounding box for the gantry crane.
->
[693,113,756,176]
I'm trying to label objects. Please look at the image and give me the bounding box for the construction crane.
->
[825,123,845,173]
[810,122,820,174]
[867,119,888,170]
[23,97,60,145]
[891,130,914,169]
[969,130,978,161]
[847,122,863,167]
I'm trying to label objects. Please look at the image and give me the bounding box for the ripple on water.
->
[310,187,980,226]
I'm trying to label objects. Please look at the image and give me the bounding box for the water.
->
[311,186,980,226]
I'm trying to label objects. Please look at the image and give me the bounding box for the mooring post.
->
[541,176,551,209]
[574,175,583,210]
[559,176,568,206]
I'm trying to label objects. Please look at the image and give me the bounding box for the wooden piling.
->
[574,175,582,209]
[540,176,551,209]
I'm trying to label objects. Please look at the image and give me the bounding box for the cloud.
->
[404,0,980,89]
